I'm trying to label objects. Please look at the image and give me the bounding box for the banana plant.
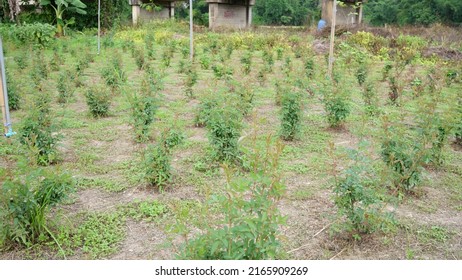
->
[40,0,87,37]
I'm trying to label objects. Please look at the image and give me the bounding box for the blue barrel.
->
[318,19,327,31]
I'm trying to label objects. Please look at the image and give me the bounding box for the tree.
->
[40,0,87,36]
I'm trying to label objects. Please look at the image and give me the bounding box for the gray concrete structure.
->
[206,0,255,30]
[129,0,175,25]
[321,0,365,26]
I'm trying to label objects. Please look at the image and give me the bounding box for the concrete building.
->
[206,0,255,30]
[129,0,175,25]
[321,0,365,26]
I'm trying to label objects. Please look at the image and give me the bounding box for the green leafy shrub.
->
[280,91,302,141]
[30,52,49,87]
[101,53,126,90]
[145,31,156,59]
[356,64,367,86]
[199,54,211,70]
[332,143,392,238]
[178,140,286,260]
[144,145,171,191]
[304,58,314,79]
[20,94,60,165]
[195,94,220,127]
[262,48,274,72]
[381,131,424,194]
[14,53,29,70]
[143,127,184,191]
[128,84,157,142]
[134,47,146,70]
[85,85,111,118]
[56,71,74,104]
[324,94,350,128]
[0,168,74,247]
[227,79,254,116]
[206,105,242,163]
[362,82,379,116]
[144,64,165,92]
[240,51,252,75]
[5,69,20,110]
[10,23,56,47]
[184,62,198,98]
[212,63,233,80]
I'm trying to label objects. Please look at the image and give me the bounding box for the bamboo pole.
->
[0,74,6,135]
[328,0,337,79]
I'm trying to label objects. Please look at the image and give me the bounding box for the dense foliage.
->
[364,0,462,26]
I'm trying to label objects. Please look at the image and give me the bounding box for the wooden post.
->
[328,0,337,79]
[358,1,363,24]
[0,74,7,135]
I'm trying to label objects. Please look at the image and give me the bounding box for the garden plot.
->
[0,22,461,260]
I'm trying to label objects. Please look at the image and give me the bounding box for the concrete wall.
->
[322,0,362,26]
[207,1,255,29]
[131,0,174,25]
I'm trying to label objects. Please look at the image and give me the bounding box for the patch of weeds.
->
[76,177,126,193]
[289,188,314,200]
[76,212,126,259]
[417,225,450,244]
[283,162,310,174]
[127,200,169,222]
[1,166,74,248]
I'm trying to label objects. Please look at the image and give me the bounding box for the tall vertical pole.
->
[358,2,363,24]
[97,0,101,54]
[328,0,337,79]
[0,37,14,137]
[189,0,194,61]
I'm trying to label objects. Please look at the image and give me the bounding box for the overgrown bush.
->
[20,93,60,166]
[101,53,126,90]
[332,142,392,239]
[177,139,286,260]
[184,62,198,98]
[240,51,252,75]
[30,52,49,87]
[56,71,74,104]
[206,105,242,163]
[85,85,111,118]
[381,119,425,195]
[280,91,302,141]
[14,52,29,70]
[362,82,379,116]
[128,83,157,142]
[5,69,20,110]
[9,23,55,47]
[143,128,184,191]
[144,145,171,192]
[0,168,74,247]
[324,94,350,128]
[134,47,146,70]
